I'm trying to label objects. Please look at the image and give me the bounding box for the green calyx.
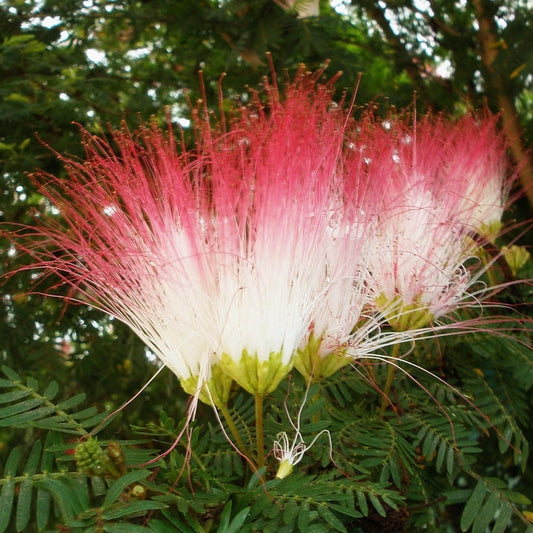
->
[376,293,434,331]
[294,334,351,381]
[219,349,292,395]
[180,363,234,409]
[275,458,294,479]
[502,244,531,277]
[478,220,503,244]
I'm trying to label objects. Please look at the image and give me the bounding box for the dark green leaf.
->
[492,502,512,533]
[102,500,168,520]
[0,479,15,533]
[461,481,487,531]
[103,470,152,508]
[472,490,500,533]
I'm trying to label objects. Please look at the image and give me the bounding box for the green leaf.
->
[316,505,346,532]
[0,448,21,533]
[0,482,15,533]
[216,501,232,532]
[102,500,168,520]
[436,440,447,472]
[247,467,267,489]
[34,478,81,522]
[43,381,59,401]
[504,490,531,505]
[1,366,21,382]
[0,405,57,426]
[283,499,298,525]
[15,440,42,532]
[297,500,310,532]
[472,490,500,533]
[0,480,15,533]
[0,398,42,420]
[491,502,512,533]
[57,393,87,410]
[161,509,202,533]
[0,390,32,404]
[149,520,182,533]
[329,503,362,519]
[224,506,250,533]
[105,524,152,533]
[368,493,386,517]
[0,367,104,434]
[446,445,455,475]
[103,470,151,508]
[461,481,487,531]
[35,486,51,532]
[15,477,33,533]
[356,491,368,516]
[35,433,60,531]
[3,446,21,476]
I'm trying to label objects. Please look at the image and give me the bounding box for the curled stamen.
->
[273,431,307,479]
[273,428,333,479]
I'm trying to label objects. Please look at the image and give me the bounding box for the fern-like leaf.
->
[0,365,107,434]
[0,431,72,532]
[460,476,532,533]
[0,446,20,533]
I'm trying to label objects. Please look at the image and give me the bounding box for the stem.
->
[254,393,265,468]
[219,404,251,458]
[378,342,401,417]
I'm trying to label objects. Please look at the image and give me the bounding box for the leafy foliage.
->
[0,366,106,435]
[1,305,532,533]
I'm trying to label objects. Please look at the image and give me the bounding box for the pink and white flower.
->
[350,112,513,330]
[7,72,364,404]
[3,71,515,409]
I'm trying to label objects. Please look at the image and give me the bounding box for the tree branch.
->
[472,0,533,208]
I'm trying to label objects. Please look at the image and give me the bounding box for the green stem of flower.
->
[378,342,401,417]
[255,393,265,468]
[219,404,250,459]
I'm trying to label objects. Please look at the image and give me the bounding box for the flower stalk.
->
[378,342,402,417]
[218,404,251,460]
[254,394,265,468]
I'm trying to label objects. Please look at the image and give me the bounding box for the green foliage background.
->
[1,0,532,531]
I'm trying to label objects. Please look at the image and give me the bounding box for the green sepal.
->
[180,363,234,409]
[275,458,294,479]
[375,293,434,331]
[219,350,292,395]
[478,220,503,243]
[502,244,531,276]
[294,335,351,381]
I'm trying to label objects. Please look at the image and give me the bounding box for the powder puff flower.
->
[353,113,513,331]
[294,211,375,380]
[4,70,358,407]
[398,113,511,239]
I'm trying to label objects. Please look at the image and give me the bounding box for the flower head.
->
[349,112,513,330]
[7,70,361,403]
